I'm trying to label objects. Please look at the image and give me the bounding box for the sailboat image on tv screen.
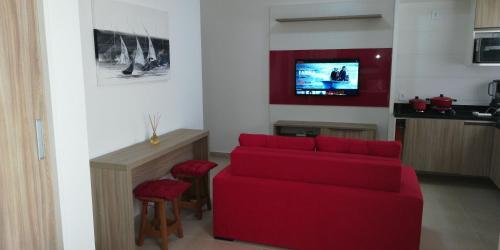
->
[94,28,170,85]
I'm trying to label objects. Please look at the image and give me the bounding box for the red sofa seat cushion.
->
[239,134,315,151]
[230,147,402,192]
[316,136,402,159]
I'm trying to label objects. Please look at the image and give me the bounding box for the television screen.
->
[295,59,360,96]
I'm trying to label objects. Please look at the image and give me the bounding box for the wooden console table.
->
[90,129,209,250]
[273,120,377,140]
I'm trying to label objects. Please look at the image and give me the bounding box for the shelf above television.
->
[275,14,383,23]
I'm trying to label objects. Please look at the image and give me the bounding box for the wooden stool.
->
[171,160,218,220]
[133,179,191,250]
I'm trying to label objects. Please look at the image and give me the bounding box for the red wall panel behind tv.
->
[270,49,392,107]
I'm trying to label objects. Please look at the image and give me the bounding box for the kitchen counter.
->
[396,107,497,178]
[394,103,499,187]
[394,103,499,126]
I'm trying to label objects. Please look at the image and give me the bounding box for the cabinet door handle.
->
[463,121,495,126]
[35,119,45,160]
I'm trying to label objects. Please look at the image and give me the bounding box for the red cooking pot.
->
[409,96,427,112]
[427,94,457,111]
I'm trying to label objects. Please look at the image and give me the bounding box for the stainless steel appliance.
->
[474,32,500,64]
[472,80,500,118]
[489,80,500,109]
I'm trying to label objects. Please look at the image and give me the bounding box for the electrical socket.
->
[431,10,440,19]
[398,92,407,101]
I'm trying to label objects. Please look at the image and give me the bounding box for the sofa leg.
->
[214,236,234,242]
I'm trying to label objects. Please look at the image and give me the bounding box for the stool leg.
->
[158,201,169,250]
[195,177,203,220]
[172,198,184,238]
[136,201,148,246]
[179,177,193,202]
[205,173,212,211]
[153,202,161,229]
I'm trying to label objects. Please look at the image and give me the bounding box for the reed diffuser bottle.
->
[148,113,161,145]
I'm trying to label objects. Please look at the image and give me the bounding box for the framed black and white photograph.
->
[92,1,170,85]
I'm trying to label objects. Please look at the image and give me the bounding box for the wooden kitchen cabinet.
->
[460,122,495,176]
[475,0,500,29]
[402,119,495,176]
[490,129,500,188]
[403,119,463,174]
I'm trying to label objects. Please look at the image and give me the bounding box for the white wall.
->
[202,0,395,153]
[80,0,204,158]
[269,0,395,141]
[269,1,395,50]
[393,0,498,105]
[202,0,273,153]
[41,0,96,249]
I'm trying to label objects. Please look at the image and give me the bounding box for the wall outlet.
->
[398,92,407,101]
[431,10,440,20]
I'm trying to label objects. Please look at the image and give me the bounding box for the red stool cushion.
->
[171,160,218,178]
[134,179,191,201]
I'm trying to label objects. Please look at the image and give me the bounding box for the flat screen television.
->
[295,59,360,96]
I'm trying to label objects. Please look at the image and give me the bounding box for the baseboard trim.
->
[214,236,234,242]
[210,152,230,159]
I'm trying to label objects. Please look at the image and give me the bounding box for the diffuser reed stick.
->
[148,113,161,145]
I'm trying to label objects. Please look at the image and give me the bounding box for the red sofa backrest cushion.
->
[231,147,402,192]
[315,136,402,159]
[239,134,315,151]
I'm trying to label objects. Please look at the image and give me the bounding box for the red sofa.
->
[213,134,423,250]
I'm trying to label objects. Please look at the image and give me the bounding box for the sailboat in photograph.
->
[115,36,130,65]
[95,27,169,83]
[122,61,134,75]
[134,38,145,66]
[147,36,157,62]
[142,33,160,71]
[122,37,145,75]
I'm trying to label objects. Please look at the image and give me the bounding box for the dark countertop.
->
[393,103,500,129]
